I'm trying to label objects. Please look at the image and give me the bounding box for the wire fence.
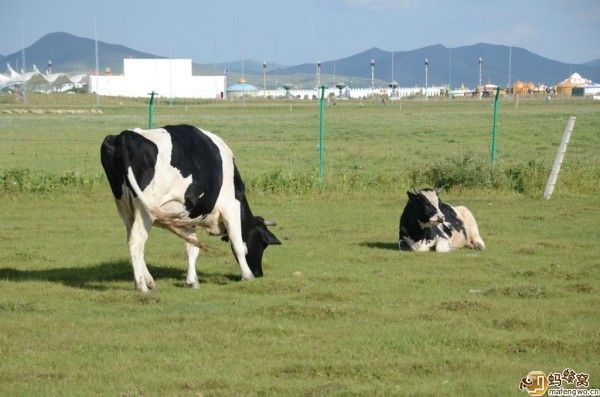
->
[0,95,597,195]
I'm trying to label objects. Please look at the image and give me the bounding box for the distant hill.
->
[193,59,288,75]
[0,32,163,74]
[2,32,599,87]
[584,59,600,67]
[279,44,600,87]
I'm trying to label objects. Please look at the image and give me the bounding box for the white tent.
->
[1,63,89,90]
[558,72,591,86]
[46,73,74,85]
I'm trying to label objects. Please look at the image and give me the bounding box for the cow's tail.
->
[124,163,212,252]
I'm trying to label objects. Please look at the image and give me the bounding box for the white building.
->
[89,59,225,99]
[258,85,444,100]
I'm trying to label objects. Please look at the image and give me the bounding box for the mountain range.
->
[2,32,599,88]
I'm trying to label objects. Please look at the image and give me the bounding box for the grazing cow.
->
[100,124,281,292]
[399,188,485,252]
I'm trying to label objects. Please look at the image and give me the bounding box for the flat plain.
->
[0,94,598,396]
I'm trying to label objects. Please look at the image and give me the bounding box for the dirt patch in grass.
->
[505,337,576,355]
[510,269,537,278]
[439,300,490,312]
[490,318,530,330]
[0,300,38,312]
[514,245,538,255]
[485,285,547,298]
[303,291,347,303]
[136,295,160,305]
[259,303,354,320]
[570,283,594,294]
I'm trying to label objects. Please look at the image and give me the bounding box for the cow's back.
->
[101,125,228,221]
[159,125,224,218]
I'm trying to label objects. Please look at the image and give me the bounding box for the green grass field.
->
[0,94,599,396]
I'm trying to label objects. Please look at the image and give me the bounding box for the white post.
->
[424,58,429,101]
[94,18,100,107]
[370,59,375,93]
[263,61,266,96]
[544,116,576,199]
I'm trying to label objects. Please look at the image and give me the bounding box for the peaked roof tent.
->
[46,73,74,85]
[557,72,592,87]
[1,63,89,88]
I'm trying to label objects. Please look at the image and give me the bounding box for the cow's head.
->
[407,188,445,228]
[244,216,281,277]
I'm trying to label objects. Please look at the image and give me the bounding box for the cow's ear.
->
[260,227,281,245]
[407,190,417,199]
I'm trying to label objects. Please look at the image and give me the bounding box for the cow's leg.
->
[128,208,154,292]
[412,238,437,252]
[221,202,254,280]
[184,229,200,288]
[434,238,452,252]
[116,198,155,290]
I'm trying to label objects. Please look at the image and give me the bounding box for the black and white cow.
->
[399,188,485,252]
[100,124,281,292]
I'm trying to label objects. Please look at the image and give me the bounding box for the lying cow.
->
[101,124,281,292]
[399,188,485,252]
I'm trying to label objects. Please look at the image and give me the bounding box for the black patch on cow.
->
[100,135,124,198]
[438,201,467,238]
[161,125,223,218]
[399,191,445,246]
[233,161,245,202]
[229,161,280,277]
[100,131,158,199]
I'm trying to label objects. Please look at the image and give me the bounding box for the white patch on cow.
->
[131,128,193,215]
[421,189,439,207]
[434,238,452,252]
[419,189,445,227]
[453,206,486,250]
[403,235,437,252]
[128,201,154,292]
[185,237,200,288]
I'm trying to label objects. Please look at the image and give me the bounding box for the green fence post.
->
[491,86,500,166]
[318,85,327,184]
[148,91,157,129]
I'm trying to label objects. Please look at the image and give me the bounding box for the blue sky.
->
[1,0,599,65]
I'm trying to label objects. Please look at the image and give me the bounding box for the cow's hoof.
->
[135,282,149,293]
[146,279,156,290]
[242,273,254,281]
[187,281,200,289]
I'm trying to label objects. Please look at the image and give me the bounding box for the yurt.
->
[556,73,591,96]
[226,77,258,98]
[512,81,535,96]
